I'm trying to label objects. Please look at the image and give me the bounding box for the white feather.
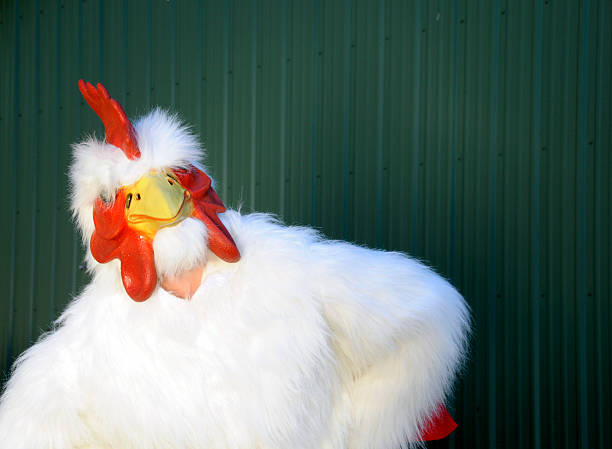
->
[0,211,469,449]
[0,108,470,448]
[153,218,209,279]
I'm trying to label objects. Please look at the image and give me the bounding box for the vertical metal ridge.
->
[221,0,230,201]
[250,0,258,211]
[341,0,352,241]
[410,0,421,253]
[279,0,287,217]
[471,4,484,444]
[196,0,203,127]
[576,1,591,447]
[501,4,515,442]
[516,2,530,445]
[447,5,459,446]
[221,0,230,198]
[375,0,384,248]
[72,0,82,295]
[456,13,469,442]
[122,0,127,98]
[561,3,575,446]
[49,0,61,321]
[419,0,430,261]
[393,0,407,252]
[7,0,20,368]
[448,0,458,281]
[170,0,176,106]
[309,0,319,225]
[594,2,609,446]
[531,1,544,448]
[297,2,306,224]
[433,0,443,269]
[99,0,104,75]
[29,0,41,342]
[146,0,152,108]
[487,1,501,447]
[543,5,562,442]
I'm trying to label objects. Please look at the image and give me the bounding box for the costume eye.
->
[135,193,141,200]
[167,174,178,186]
[125,193,132,209]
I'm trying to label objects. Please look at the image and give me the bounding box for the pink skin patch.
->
[160,265,205,300]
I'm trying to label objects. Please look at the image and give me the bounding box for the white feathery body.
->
[0,109,470,449]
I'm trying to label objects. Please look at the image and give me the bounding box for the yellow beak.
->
[124,170,193,239]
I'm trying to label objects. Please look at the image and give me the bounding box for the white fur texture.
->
[153,218,209,279]
[0,108,470,448]
[0,212,469,449]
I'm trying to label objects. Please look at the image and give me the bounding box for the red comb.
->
[78,80,141,160]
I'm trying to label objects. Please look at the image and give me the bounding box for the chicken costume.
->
[0,81,470,448]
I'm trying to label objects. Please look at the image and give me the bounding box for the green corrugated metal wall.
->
[1,1,610,448]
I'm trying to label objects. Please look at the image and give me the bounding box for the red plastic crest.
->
[78,80,141,160]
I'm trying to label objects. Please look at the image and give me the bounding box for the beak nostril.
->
[136,193,141,200]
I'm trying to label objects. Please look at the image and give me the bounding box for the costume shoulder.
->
[221,210,469,448]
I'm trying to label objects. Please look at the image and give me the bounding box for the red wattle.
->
[119,232,157,302]
[175,166,240,263]
[90,190,157,302]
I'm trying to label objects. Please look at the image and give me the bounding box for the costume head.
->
[70,81,240,301]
